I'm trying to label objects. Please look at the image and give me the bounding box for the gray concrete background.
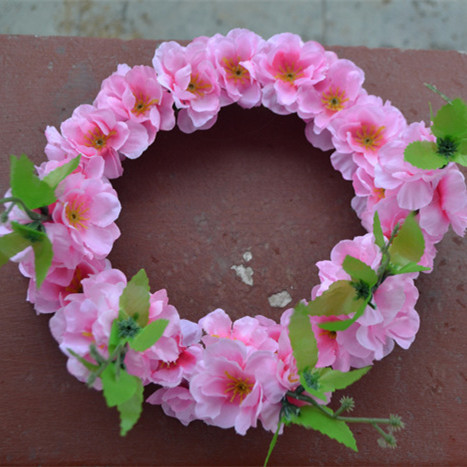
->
[0,0,466,51]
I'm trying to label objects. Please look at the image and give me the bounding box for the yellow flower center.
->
[65,198,90,230]
[321,86,349,111]
[65,267,85,294]
[222,57,250,85]
[320,329,337,339]
[84,126,116,150]
[224,371,254,404]
[373,187,386,200]
[187,73,212,97]
[275,62,304,84]
[354,124,386,151]
[132,92,159,116]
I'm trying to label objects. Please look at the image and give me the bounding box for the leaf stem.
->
[87,343,125,387]
[286,391,396,425]
[0,196,50,223]
[424,83,452,104]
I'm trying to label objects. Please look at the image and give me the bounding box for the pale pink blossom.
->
[49,268,128,386]
[189,339,283,435]
[207,29,265,108]
[199,308,278,352]
[94,64,175,144]
[255,33,328,115]
[298,58,365,123]
[51,171,121,259]
[419,166,467,238]
[147,386,198,426]
[328,96,406,179]
[60,104,149,178]
[153,39,221,133]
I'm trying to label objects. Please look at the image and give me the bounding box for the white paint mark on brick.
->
[243,251,253,262]
[268,290,292,308]
[231,265,254,286]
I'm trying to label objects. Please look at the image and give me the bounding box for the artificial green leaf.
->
[404,140,446,170]
[42,155,81,190]
[288,302,318,372]
[431,98,467,140]
[263,418,284,467]
[11,221,53,288]
[129,318,169,352]
[342,256,378,287]
[66,348,99,372]
[318,299,368,332]
[299,372,328,402]
[394,262,431,275]
[0,230,31,267]
[318,366,371,391]
[118,378,144,436]
[119,269,150,327]
[108,319,121,352]
[306,280,365,318]
[290,405,358,451]
[373,211,385,249]
[388,212,425,268]
[101,364,139,408]
[10,154,56,209]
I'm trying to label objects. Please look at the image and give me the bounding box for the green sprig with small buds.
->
[69,268,168,435]
[265,210,426,465]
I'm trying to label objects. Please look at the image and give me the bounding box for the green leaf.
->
[388,212,425,268]
[0,230,31,267]
[404,141,446,170]
[393,262,431,275]
[263,418,284,467]
[307,281,367,318]
[108,319,121,352]
[317,299,368,332]
[373,211,385,249]
[117,378,144,436]
[42,155,81,190]
[129,319,169,352]
[342,256,378,287]
[318,366,371,391]
[101,364,139,408]
[288,302,318,372]
[290,406,358,451]
[431,98,467,140]
[11,222,53,288]
[10,154,56,209]
[119,269,150,327]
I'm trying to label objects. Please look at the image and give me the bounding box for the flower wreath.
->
[1,29,467,462]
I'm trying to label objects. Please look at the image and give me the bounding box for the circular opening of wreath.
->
[2,29,466,447]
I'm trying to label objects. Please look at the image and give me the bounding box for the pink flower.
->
[49,268,127,386]
[199,308,278,352]
[328,95,406,179]
[189,339,283,435]
[51,170,121,259]
[60,104,149,178]
[419,166,467,238]
[94,64,175,144]
[153,39,221,133]
[255,33,328,115]
[208,29,265,108]
[298,58,365,123]
[147,386,197,426]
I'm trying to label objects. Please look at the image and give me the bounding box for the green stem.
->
[0,196,49,223]
[87,343,125,387]
[263,417,284,467]
[424,83,452,103]
[287,392,395,425]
